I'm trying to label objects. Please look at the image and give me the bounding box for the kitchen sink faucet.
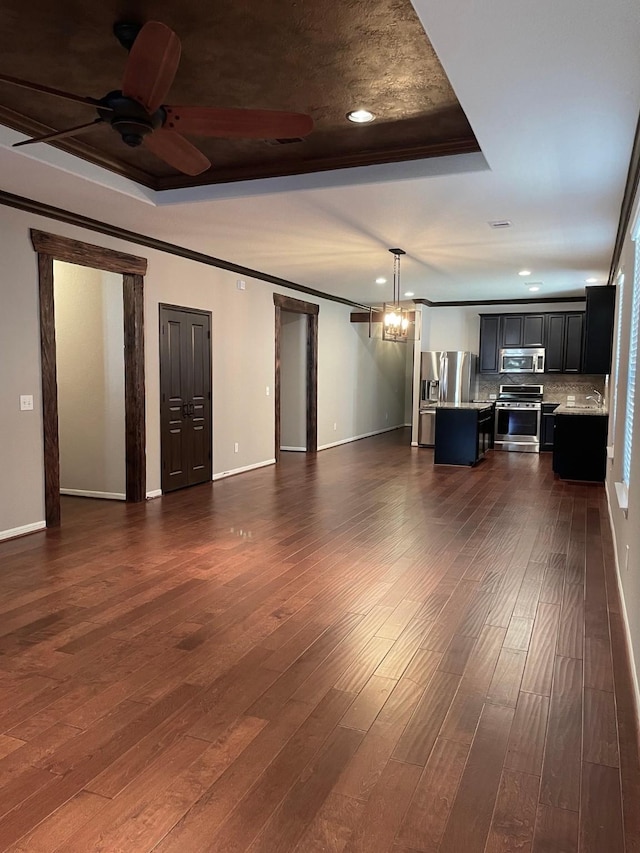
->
[585,389,603,407]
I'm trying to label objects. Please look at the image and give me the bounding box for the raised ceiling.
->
[0,0,638,305]
[0,0,479,189]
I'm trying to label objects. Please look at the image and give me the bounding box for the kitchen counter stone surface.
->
[435,402,494,410]
[554,404,608,416]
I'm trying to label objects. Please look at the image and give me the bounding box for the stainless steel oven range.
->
[494,384,543,453]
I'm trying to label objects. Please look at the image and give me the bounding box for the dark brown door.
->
[160,305,212,492]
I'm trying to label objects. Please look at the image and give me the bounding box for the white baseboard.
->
[318,425,403,451]
[212,458,276,481]
[605,481,640,725]
[0,520,46,542]
[60,489,126,501]
[280,446,307,452]
[146,489,163,499]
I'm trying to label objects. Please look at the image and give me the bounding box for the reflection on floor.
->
[0,428,638,852]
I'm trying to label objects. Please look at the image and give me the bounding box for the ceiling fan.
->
[0,21,314,176]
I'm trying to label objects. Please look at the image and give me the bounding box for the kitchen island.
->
[434,403,494,466]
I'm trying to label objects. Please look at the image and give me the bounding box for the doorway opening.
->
[279,311,308,452]
[32,229,147,528]
[273,293,318,461]
[54,261,126,501]
[159,304,213,492]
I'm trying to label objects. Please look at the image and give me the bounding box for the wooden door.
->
[160,305,212,492]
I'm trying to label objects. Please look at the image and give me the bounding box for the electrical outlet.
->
[567,395,575,401]
[20,395,34,411]
[266,386,270,396]
[236,279,246,290]
[625,545,630,572]
[234,442,239,453]
[489,393,497,400]
[385,411,388,421]
[333,422,337,431]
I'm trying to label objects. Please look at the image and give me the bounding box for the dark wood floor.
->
[0,429,639,852]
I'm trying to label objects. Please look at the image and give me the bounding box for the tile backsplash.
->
[476,374,606,404]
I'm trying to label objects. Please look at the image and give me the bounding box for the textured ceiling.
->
[0,0,638,305]
[0,0,479,188]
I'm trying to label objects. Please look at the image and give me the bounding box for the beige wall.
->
[422,300,587,354]
[280,311,307,450]
[0,203,407,537]
[605,196,640,705]
[54,261,125,498]
[317,310,406,449]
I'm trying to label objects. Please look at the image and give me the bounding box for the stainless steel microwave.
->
[499,347,545,373]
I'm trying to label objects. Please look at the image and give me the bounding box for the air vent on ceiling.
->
[488,220,512,229]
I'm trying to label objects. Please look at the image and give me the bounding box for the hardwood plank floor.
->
[0,428,638,852]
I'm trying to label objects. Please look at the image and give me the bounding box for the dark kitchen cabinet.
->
[546,312,584,373]
[583,285,616,374]
[522,314,545,347]
[541,403,559,451]
[434,406,493,466]
[545,314,566,372]
[479,311,585,374]
[564,313,584,372]
[479,315,501,373]
[552,412,608,481]
[501,315,523,347]
[500,313,545,347]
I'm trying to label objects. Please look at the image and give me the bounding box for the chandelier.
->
[383,247,409,342]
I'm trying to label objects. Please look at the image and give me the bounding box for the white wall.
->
[605,192,640,707]
[54,261,125,498]
[280,311,307,450]
[0,203,407,537]
[422,301,587,353]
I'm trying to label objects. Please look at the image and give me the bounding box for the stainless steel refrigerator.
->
[418,351,478,446]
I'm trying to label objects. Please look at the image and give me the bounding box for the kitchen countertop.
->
[431,402,494,411]
[554,404,608,416]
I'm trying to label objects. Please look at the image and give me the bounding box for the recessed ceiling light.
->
[376,277,387,284]
[347,109,375,124]
[404,292,415,297]
[518,269,532,276]
[585,277,598,283]
[528,286,540,292]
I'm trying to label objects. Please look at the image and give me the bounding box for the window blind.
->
[612,274,625,436]
[623,251,640,485]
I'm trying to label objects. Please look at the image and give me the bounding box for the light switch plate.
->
[20,395,34,411]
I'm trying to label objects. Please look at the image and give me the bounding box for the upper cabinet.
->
[522,314,545,347]
[583,286,616,374]
[479,310,585,374]
[479,315,501,373]
[545,312,584,373]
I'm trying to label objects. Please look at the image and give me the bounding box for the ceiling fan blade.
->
[0,72,108,109]
[145,129,210,175]
[12,118,105,148]
[122,21,181,113]
[163,106,314,139]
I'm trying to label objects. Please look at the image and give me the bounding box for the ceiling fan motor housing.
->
[98,90,164,147]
